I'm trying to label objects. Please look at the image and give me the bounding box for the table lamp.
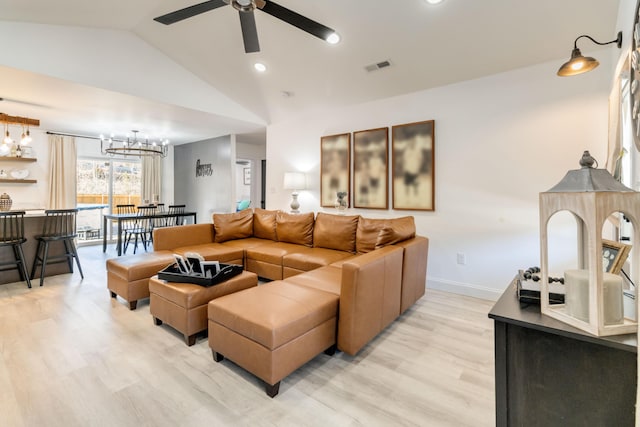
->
[283,172,306,213]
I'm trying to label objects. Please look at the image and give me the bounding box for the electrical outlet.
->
[457,252,466,265]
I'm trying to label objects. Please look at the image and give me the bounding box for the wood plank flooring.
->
[0,244,496,426]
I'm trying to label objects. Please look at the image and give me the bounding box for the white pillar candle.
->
[603,272,623,325]
[564,269,624,325]
[565,269,589,322]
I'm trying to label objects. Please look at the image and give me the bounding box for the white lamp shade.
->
[283,172,306,190]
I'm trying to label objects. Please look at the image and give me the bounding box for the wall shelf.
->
[0,157,37,162]
[0,179,37,184]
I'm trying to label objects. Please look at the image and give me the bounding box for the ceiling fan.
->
[154,0,340,53]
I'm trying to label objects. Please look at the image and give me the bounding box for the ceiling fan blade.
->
[239,10,260,53]
[259,0,336,42]
[154,0,227,25]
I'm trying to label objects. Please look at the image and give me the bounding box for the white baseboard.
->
[427,277,503,301]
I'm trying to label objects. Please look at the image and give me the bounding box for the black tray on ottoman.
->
[158,263,244,287]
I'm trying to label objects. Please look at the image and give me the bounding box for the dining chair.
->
[30,209,84,287]
[153,203,167,229]
[115,204,136,244]
[0,211,31,288]
[167,204,186,226]
[123,205,156,254]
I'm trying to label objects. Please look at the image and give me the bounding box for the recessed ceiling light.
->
[254,62,267,72]
[425,0,444,4]
[326,32,340,45]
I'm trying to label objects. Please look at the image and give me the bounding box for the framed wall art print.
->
[320,133,351,207]
[391,120,435,211]
[353,127,388,209]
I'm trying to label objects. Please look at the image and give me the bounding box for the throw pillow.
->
[313,212,359,253]
[375,216,416,248]
[355,217,387,254]
[275,211,314,247]
[253,208,278,240]
[213,209,253,243]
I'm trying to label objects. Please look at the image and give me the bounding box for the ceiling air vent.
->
[365,60,392,72]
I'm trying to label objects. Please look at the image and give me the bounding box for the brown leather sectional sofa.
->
[107,208,428,395]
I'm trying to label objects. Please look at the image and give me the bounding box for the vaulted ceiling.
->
[0,0,621,144]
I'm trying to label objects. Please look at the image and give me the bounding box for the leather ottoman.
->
[207,280,338,397]
[107,251,175,310]
[149,270,258,346]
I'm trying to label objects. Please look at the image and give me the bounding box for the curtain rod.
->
[46,131,101,141]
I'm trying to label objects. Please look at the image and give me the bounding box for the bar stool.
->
[30,209,84,287]
[0,211,31,288]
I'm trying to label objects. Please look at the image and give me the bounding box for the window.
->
[76,158,141,242]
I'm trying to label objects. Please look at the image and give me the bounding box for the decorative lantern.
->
[539,151,640,336]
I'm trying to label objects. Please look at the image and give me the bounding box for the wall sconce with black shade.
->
[557,31,623,77]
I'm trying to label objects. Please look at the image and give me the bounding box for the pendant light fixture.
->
[557,31,623,77]
[3,123,12,145]
[20,125,32,145]
[0,114,39,146]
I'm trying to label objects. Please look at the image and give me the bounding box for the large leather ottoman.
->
[107,251,175,310]
[149,271,258,346]
[207,280,338,397]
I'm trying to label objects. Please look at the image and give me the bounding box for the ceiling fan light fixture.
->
[326,32,340,45]
[155,1,339,54]
[254,62,267,72]
[231,0,255,13]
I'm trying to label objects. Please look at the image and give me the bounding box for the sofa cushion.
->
[153,223,214,252]
[246,242,302,264]
[375,216,416,248]
[355,217,387,254]
[213,209,253,243]
[173,243,244,263]
[283,247,353,272]
[284,265,343,296]
[275,211,314,247]
[313,212,359,253]
[253,208,278,240]
[220,237,272,251]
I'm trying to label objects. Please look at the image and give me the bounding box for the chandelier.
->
[100,130,169,158]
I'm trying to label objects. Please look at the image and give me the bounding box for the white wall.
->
[174,136,234,223]
[266,56,614,300]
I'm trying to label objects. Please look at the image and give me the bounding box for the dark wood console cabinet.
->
[489,279,637,426]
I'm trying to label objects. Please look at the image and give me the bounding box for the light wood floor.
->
[0,244,496,427]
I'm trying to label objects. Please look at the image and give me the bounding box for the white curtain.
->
[47,134,77,209]
[141,155,161,204]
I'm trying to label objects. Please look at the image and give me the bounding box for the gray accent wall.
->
[174,135,234,223]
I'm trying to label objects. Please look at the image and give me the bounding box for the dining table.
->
[102,211,197,256]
